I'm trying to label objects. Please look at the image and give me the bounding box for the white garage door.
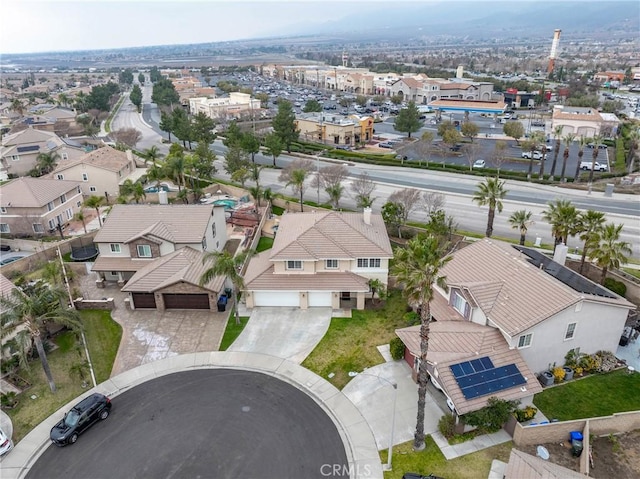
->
[308,291,332,307]
[253,291,299,307]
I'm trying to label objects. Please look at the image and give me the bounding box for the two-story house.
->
[244,208,392,310]
[0,177,84,236]
[50,145,144,198]
[0,127,85,178]
[395,239,635,416]
[91,204,227,310]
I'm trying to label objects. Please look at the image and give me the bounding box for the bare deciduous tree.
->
[311,164,349,209]
[492,140,508,176]
[463,142,482,171]
[110,128,142,148]
[350,172,377,209]
[423,191,446,216]
[389,188,421,227]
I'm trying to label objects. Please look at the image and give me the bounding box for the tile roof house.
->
[91,204,227,310]
[0,177,83,236]
[551,105,620,138]
[244,208,392,310]
[0,273,28,360]
[49,145,144,198]
[396,238,634,415]
[0,127,86,178]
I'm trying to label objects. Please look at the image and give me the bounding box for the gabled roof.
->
[269,211,392,261]
[396,320,542,414]
[504,449,585,479]
[0,274,18,314]
[0,177,81,208]
[53,145,133,173]
[440,239,634,337]
[1,127,60,147]
[94,204,216,245]
[400,78,423,89]
[121,247,224,293]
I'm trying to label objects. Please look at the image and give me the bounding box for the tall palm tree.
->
[130,182,146,204]
[573,136,588,182]
[84,195,105,226]
[508,210,533,245]
[200,250,251,325]
[577,210,605,274]
[36,151,61,175]
[587,134,603,184]
[74,211,88,234]
[542,199,579,248]
[472,177,507,238]
[559,133,576,183]
[165,153,186,191]
[0,284,82,393]
[392,234,451,451]
[548,125,564,181]
[592,223,631,285]
[143,145,164,166]
[326,183,344,209]
[249,185,263,207]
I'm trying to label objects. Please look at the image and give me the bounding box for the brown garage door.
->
[132,293,156,309]
[163,293,210,310]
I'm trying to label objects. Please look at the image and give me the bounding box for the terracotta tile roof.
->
[53,146,134,173]
[430,292,463,322]
[245,251,369,291]
[401,78,424,89]
[269,211,392,261]
[94,204,216,245]
[441,239,633,336]
[504,449,585,479]
[0,274,18,314]
[552,110,603,121]
[91,256,148,272]
[121,247,224,293]
[439,82,474,90]
[429,99,507,111]
[1,127,60,146]
[0,177,81,208]
[396,320,542,414]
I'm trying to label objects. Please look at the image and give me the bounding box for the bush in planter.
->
[438,412,456,439]
[604,277,626,296]
[552,366,566,383]
[0,392,18,409]
[515,405,538,422]
[389,337,405,360]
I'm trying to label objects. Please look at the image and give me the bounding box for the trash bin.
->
[571,439,584,457]
[217,295,228,312]
[604,183,614,197]
[570,431,583,442]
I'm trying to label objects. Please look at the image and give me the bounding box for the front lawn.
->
[533,369,640,421]
[5,310,122,443]
[302,291,410,389]
[218,316,250,351]
[380,435,513,479]
[256,236,274,253]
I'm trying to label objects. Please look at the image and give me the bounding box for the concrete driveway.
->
[228,307,332,363]
[342,361,444,450]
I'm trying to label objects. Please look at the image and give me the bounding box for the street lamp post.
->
[316,149,326,205]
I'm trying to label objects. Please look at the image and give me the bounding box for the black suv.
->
[50,393,111,446]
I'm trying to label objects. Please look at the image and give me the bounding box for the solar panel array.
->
[450,356,527,400]
[17,145,40,153]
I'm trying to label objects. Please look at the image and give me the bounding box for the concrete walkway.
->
[432,429,513,460]
[228,307,332,364]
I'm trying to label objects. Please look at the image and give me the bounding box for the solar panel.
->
[17,145,40,153]
[470,359,484,371]
[454,363,527,399]
[480,357,494,370]
[451,364,464,378]
[461,362,475,375]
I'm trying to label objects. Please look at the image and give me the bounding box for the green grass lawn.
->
[5,310,122,443]
[271,205,285,216]
[380,436,513,479]
[218,316,250,351]
[302,291,410,389]
[622,267,640,279]
[256,236,274,253]
[533,369,640,421]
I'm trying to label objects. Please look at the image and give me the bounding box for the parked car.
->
[402,474,444,479]
[0,244,11,252]
[0,427,13,456]
[449,143,463,152]
[335,145,351,151]
[50,393,112,446]
[587,143,608,149]
[521,151,545,160]
[473,159,486,169]
[378,141,394,148]
[0,256,25,266]
[580,161,608,172]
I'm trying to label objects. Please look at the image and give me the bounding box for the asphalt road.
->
[26,369,349,479]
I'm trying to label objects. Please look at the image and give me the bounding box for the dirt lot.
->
[522,429,640,478]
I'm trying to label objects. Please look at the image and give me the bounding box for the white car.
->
[521,151,545,160]
[473,159,486,169]
[0,427,13,456]
[580,161,608,172]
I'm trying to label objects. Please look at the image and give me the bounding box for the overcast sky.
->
[0,0,371,55]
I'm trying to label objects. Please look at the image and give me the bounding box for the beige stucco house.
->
[0,177,83,236]
[50,145,144,198]
[295,113,374,146]
[91,204,227,310]
[244,208,392,310]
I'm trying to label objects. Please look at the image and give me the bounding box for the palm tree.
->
[165,153,186,191]
[472,177,507,238]
[0,284,82,393]
[36,151,61,175]
[130,182,146,204]
[200,250,251,325]
[548,125,564,181]
[577,210,606,274]
[10,98,24,116]
[249,185,263,207]
[587,134,603,184]
[573,136,588,182]
[84,195,105,227]
[508,210,533,245]
[626,129,639,174]
[542,199,579,248]
[74,211,88,234]
[143,145,164,166]
[326,183,344,209]
[559,133,576,183]
[392,234,451,451]
[592,223,631,285]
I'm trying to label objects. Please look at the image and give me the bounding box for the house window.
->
[89,186,96,192]
[33,223,44,233]
[0,207,6,214]
[60,194,67,203]
[65,208,73,220]
[325,259,338,269]
[56,174,64,180]
[77,186,81,194]
[202,237,207,250]
[357,258,381,268]
[48,219,56,230]
[212,223,216,238]
[82,173,88,181]
[47,201,54,211]
[137,244,152,258]
[110,244,121,253]
[11,155,20,161]
[451,290,466,315]
[286,260,302,270]
[565,322,577,340]
[76,201,82,207]
[0,224,9,233]
[517,333,533,349]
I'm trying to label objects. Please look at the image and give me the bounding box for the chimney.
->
[456,65,464,78]
[363,207,372,225]
[126,149,133,162]
[553,243,568,266]
[158,190,168,205]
